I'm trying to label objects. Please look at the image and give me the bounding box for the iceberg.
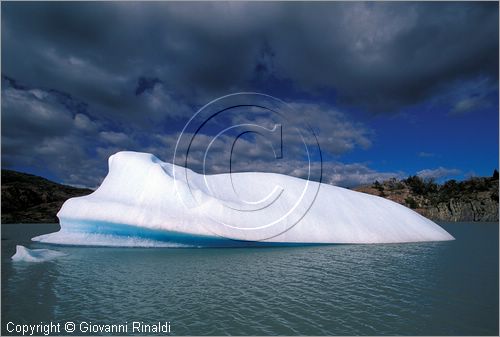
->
[33,151,454,247]
[12,245,66,262]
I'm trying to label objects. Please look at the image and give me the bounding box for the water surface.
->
[2,222,498,335]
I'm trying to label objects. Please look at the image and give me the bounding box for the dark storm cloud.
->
[135,77,162,96]
[268,1,499,112]
[1,2,498,187]
[2,2,498,114]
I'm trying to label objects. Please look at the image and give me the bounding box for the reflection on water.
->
[2,223,498,335]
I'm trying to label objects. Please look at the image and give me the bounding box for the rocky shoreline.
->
[354,174,499,222]
[1,169,93,223]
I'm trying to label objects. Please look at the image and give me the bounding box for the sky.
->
[1,1,499,188]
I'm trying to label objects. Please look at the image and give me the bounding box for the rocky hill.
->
[1,169,93,223]
[354,173,499,222]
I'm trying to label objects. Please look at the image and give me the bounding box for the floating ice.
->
[12,245,66,262]
[33,151,454,247]
[34,232,195,248]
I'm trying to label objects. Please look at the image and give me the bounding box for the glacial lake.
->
[1,222,498,335]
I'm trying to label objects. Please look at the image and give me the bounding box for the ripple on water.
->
[1,223,499,335]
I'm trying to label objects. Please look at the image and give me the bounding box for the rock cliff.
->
[354,175,499,222]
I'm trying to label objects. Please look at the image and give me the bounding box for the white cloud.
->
[452,97,478,114]
[444,77,498,115]
[74,113,99,132]
[418,151,435,158]
[1,87,74,137]
[417,167,461,180]
[141,83,192,119]
[229,101,373,157]
[99,131,130,145]
[150,130,398,187]
[0,82,405,189]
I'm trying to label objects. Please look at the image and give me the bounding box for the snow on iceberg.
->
[12,245,66,262]
[33,151,454,247]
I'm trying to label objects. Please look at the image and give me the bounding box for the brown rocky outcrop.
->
[354,176,499,222]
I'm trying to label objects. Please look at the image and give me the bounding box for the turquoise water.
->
[1,222,498,335]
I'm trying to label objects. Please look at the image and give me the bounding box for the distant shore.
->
[354,174,499,222]
[1,169,92,224]
[1,169,498,224]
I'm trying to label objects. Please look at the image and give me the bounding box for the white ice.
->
[33,151,454,246]
[33,232,194,248]
[12,245,66,262]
